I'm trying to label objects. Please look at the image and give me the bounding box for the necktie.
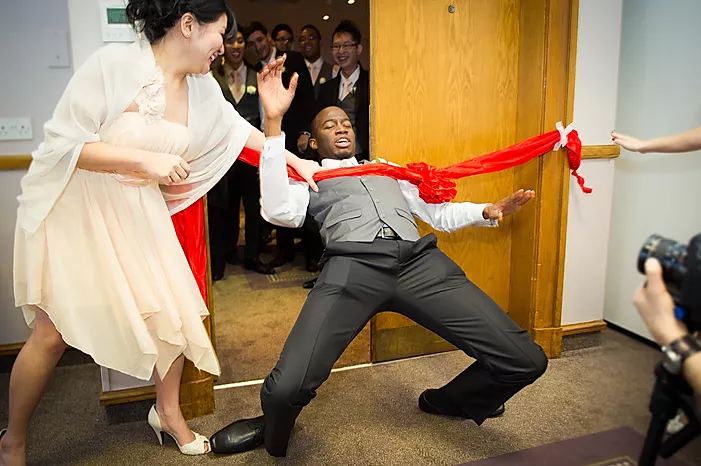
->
[340,79,352,101]
[308,64,318,85]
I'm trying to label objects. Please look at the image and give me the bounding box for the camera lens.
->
[637,234,687,295]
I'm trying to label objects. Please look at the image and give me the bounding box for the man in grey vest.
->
[210,60,548,457]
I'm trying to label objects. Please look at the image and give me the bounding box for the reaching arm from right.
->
[611,126,701,154]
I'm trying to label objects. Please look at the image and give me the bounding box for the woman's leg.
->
[153,355,207,450]
[0,308,67,466]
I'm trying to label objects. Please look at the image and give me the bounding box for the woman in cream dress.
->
[0,0,320,464]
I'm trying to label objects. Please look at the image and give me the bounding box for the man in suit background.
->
[271,23,294,53]
[244,21,317,268]
[318,20,369,161]
[299,24,336,102]
[208,28,274,277]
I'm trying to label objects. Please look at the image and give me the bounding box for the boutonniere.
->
[350,86,357,95]
[246,85,257,95]
[319,77,326,84]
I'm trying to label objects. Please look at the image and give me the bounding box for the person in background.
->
[299,24,336,102]
[209,27,274,277]
[271,23,294,53]
[318,20,369,161]
[244,21,317,268]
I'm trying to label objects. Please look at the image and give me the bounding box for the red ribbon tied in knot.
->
[405,162,457,204]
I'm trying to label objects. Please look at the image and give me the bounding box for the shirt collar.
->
[306,56,324,71]
[340,65,361,87]
[320,157,359,169]
[261,47,277,67]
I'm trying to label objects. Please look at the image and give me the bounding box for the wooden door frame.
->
[369,0,579,361]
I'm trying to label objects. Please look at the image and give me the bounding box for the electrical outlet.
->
[0,118,33,141]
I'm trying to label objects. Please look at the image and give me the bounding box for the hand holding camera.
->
[634,258,688,347]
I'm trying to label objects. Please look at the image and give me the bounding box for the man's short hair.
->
[332,20,361,44]
[272,23,294,40]
[243,21,267,40]
[301,24,322,39]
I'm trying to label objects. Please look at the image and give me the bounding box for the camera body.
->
[638,233,701,332]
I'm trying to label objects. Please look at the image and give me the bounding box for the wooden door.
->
[370,0,577,361]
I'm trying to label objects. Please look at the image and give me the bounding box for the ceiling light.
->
[348,0,356,4]
[323,14,330,21]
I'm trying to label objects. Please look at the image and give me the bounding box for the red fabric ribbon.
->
[171,198,208,303]
[238,126,592,204]
[174,125,591,296]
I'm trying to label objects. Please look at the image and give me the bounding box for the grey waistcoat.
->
[308,175,421,245]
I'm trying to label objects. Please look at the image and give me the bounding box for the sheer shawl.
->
[16,37,253,235]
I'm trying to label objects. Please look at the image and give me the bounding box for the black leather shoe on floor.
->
[244,258,275,275]
[268,253,294,268]
[209,416,265,454]
[302,278,318,289]
[419,389,505,419]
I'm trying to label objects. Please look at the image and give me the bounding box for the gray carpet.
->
[1,330,700,465]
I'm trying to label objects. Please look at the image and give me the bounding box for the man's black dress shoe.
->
[268,253,294,268]
[302,277,317,289]
[210,416,265,454]
[419,389,505,419]
[244,258,275,275]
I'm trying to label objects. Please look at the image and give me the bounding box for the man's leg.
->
[262,248,396,456]
[392,236,548,424]
[240,164,274,274]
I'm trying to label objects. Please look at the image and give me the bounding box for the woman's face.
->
[224,31,245,67]
[182,13,228,75]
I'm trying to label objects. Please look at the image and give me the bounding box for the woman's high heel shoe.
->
[147,405,210,455]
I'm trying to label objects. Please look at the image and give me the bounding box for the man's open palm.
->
[483,189,535,221]
[257,54,297,121]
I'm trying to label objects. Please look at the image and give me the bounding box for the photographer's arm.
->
[682,352,701,396]
[611,126,701,154]
[634,259,701,395]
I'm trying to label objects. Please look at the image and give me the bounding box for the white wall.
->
[604,0,701,338]
[560,0,622,326]
[0,0,74,345]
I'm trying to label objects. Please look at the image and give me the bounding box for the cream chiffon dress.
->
[13,81,221,381]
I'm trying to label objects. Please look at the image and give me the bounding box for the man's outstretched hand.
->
[482,189,535,221]
[258,54,297,122]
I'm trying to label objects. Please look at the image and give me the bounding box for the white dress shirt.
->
[305,57,325,85]
[339,64,361,101]
[224,63,247,103]
[260,46,277,68]
[259,135,498,232]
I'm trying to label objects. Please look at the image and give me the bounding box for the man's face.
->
[273,29,293,52]
[299,27,321,61]
[247,30,271,61]
[331,32,361,70]
[310,107,356,160]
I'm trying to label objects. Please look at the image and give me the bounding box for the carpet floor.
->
[1,330,700,465]
[211,258,370,385]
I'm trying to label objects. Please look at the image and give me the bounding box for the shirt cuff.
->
[475,203,499,227]
[262,133,286,159]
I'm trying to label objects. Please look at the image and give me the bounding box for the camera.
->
[638,233,701,332]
